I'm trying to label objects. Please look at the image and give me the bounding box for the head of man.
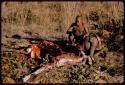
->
[75,15,83,26]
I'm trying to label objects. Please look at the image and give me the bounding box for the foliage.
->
[89,11,99,21]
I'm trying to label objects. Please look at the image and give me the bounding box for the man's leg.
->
[90,37,97,63]
[68,35,73,44]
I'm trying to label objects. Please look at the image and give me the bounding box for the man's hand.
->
[83,33,89,39]
[66,31,72,36]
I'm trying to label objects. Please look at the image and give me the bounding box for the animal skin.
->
[22,52,90,82]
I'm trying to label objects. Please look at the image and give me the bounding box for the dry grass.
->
[1,1,124,84]
[1,1,124,41]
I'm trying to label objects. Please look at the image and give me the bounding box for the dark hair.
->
[75,15,81,23]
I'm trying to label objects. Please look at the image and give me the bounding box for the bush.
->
[89,11,99,21]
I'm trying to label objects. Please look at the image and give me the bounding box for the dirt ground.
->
[1,1,124,84]
[1,37,124,84]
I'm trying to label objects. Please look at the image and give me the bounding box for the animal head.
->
[26,44,41,59]
[102,30,112,38]
[26,47,32,53]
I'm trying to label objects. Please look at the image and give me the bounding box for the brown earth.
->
[1,1,124,84]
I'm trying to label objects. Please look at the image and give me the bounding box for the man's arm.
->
[66,26,73,35]
[66,23,76,34]
[66,27,73,44]
[85,27,89,36]
[66,23,76,44]
[82,22,89,38]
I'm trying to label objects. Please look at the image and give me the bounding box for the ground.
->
[1,41,124,83]
[1,1,124,84]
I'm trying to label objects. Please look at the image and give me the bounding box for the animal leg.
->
[82,58,87,65]
[80,51,89,64]
[87,56,92,65]
[80,50,92,65]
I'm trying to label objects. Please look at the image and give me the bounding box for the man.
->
[66,15,93,64]
[66,15,103,64]
[67,15,89,45]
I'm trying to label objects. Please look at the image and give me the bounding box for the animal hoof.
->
[89,61,92,65]
[82,60,86,65]
[28,58,33,62]
[88,56,93,65]
[37,57,41,59]
[93,61,96,64]
[23,74,31,82]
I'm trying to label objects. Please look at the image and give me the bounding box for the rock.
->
[3,77,15,83]
[2,64,10,71]
[96,79,107,83]
[12,34,21,39]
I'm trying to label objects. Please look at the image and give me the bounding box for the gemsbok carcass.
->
[22,52,91,82]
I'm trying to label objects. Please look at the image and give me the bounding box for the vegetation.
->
[1,1,124,84]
